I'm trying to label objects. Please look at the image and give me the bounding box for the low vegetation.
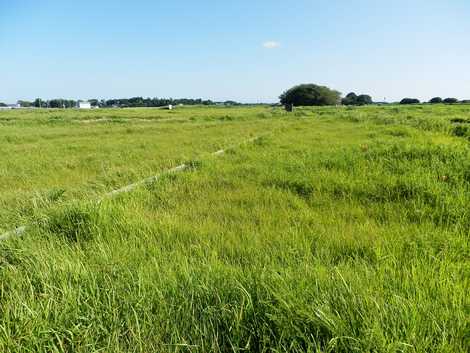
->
[0,105,468,352]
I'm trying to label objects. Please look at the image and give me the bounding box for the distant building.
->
[77,101,92,109]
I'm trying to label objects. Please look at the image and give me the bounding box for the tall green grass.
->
[0,106,289,230]
[0,106,468,352]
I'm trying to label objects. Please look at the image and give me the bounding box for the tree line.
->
[279,84,469,107]
[2,87,469,108]
[98,97,217,108]
[0,97,242,108]
[399,97,469,105]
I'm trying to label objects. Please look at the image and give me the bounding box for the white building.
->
[77,101,92,109]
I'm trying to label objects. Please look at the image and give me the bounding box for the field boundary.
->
[0,134,269,242]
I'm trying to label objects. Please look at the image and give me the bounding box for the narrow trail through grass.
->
[0,133,272,241]
[0,107,290,230]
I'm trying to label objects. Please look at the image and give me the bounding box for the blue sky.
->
[1,0,469,103]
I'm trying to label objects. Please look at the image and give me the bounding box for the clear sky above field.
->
[1,0,469,103]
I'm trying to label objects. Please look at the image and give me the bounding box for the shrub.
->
[341,92,358,106]
[429,97,443,104]
[356,94,373,105]
[400,98,420,105]
[342,93,373,106]
[280,84,341,107]
[443,98,458,104]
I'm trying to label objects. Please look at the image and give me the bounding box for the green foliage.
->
[280,84,341,106]
[429,97,443,104]
[33,98,47,108]
[342,92,373,106]
[17,100,33,107]
[341,92,358,106]
[443,97,458,104]
[356,94,372,105]
[103,97,216,107]
[48,99,77,108]
[30,97,223,109]
[400,98,420,104]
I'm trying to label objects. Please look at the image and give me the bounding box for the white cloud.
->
[262,41,280,49]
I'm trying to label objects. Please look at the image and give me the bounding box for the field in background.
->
[0,105,469,352]
[0,106,289,230]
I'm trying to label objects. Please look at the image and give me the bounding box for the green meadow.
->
[0,105,468,352]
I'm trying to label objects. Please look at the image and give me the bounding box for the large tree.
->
[280,84,341,107]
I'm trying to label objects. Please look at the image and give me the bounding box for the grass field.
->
[0,105,469,352]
